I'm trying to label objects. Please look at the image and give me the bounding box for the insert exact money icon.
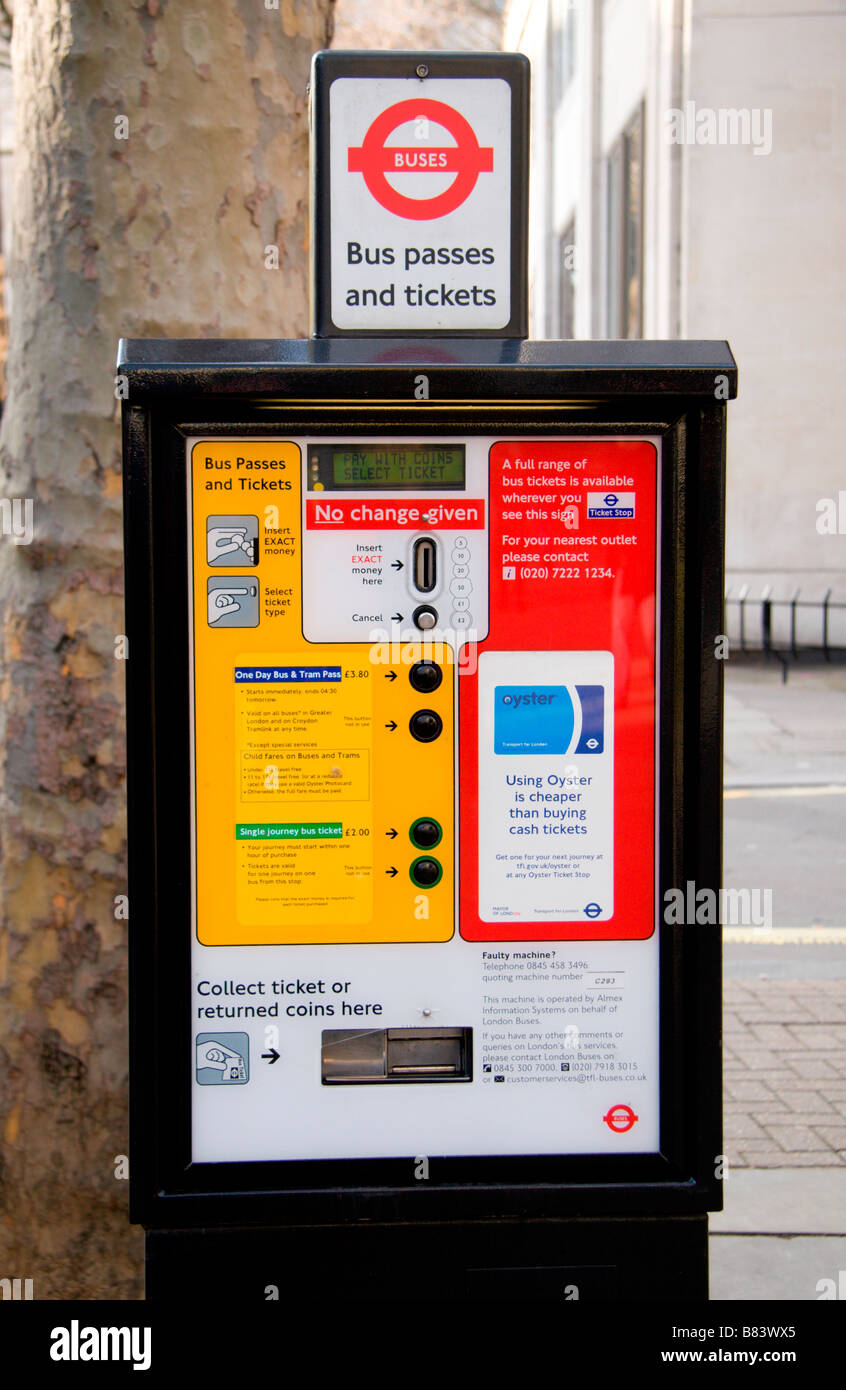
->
[206,514,259,567]
[207,576,259,627]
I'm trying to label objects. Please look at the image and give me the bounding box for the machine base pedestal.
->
[146,1214,709,1301]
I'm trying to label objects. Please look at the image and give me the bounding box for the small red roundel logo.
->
[347,99,494,221]
[603,1104,639,1133]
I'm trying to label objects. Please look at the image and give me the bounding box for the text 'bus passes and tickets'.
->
[311,51,529,336]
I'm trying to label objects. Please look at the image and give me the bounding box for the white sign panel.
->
[328,77,512,331]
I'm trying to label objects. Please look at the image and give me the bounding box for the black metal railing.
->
[725,585,846,682]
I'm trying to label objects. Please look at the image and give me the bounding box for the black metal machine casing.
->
[120,337,736,1300]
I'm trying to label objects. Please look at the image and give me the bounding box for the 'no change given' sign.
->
[310,51,529,338]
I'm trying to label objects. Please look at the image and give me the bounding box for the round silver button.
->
[416,610,437,630]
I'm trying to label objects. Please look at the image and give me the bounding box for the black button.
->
[409,661,442,694]
[411,819,442,849]
[410,857,442,887]
[409,710,442,743]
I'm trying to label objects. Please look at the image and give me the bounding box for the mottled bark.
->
[0,0,332,1300]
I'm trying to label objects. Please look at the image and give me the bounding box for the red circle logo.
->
[347,99,494,221]
[602,1104,639,1134]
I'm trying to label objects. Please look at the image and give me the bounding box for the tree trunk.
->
[0,0,333,1300]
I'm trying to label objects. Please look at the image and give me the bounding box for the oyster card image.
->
[478,650,613,923]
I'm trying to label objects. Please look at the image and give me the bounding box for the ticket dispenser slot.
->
[322,1027,473,1084]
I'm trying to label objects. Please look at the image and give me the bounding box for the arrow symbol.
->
[391,612,404,623]
[261,1049,280,1064]
[392,560,404,571]
[385,720,397,732]
[385,671,397,682]
[385,828,398,839]
[385,866,398,878]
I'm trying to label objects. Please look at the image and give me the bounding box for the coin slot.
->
[413,537,438,594]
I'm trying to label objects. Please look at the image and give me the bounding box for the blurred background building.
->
[506,0,846,646]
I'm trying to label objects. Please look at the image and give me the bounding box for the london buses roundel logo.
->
[347,99,494,221]
[603,1104,639,1134]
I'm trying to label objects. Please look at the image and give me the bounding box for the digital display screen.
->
[309,444,465,490]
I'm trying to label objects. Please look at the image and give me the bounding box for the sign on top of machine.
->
[310,51,529,338]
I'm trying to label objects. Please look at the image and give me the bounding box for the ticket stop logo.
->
[348,98,494,221]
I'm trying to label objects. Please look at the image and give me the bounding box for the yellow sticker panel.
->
[191,441,454,946]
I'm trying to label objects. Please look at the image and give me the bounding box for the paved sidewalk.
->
[711,667,846,1297]
[724,662,846,788]
[709,1167,846,1300]
[723,978,846,1167]
[723,666,846,1171]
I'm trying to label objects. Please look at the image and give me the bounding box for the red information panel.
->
[460,439,658,941]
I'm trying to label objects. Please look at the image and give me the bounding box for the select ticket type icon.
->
[196,1032,249,1085]
[207,575,259,628]
[207,514,259,567]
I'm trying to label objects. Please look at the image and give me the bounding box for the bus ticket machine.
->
[121,336,735,1300]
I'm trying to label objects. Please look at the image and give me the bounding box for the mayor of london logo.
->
[348,99,494,221]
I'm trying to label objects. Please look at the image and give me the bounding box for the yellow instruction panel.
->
[190,439,454,945]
